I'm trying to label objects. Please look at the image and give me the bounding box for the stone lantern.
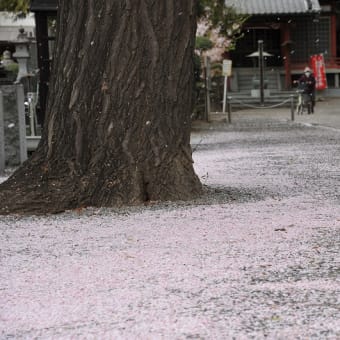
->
[13,28,30,83]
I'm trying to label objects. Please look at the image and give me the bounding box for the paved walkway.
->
[1,99,340,339]
[206,96,340,130]
[294,97,340,130]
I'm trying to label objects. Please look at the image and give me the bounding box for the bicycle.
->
[295,83,313,115]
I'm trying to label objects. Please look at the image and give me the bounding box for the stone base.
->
[251,89,271,98]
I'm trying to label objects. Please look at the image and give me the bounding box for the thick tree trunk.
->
[0,0,202,215]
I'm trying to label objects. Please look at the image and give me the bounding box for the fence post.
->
[290,95,295,121]
[0,91,5,174]
[204,56,211,122]
[258,40,265,106]
[227,96,232,124]
[222,75,228,114]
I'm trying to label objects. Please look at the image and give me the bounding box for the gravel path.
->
[1,114,339,339]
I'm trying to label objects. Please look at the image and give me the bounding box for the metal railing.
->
[225,94,297,123]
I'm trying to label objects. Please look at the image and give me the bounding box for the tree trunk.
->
[0,0,202,214]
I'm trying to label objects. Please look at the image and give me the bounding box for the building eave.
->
[30,0,58,12]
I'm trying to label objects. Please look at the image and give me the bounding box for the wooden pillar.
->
[330,13,337,65]
[35,11,51,127]
[281,24,292,90]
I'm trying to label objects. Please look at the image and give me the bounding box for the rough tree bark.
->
[0,0,202,214]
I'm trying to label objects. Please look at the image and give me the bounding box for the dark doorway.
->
[230,28,283,67]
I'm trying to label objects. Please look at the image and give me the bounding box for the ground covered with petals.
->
[1,112,339,338]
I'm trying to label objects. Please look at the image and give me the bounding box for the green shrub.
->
[4,62,19,74]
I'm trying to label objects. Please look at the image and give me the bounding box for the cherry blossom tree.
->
[197,1,248,62]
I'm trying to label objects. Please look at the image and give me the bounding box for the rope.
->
[228,96,294,109]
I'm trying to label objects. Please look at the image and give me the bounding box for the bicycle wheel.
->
[296,95,303,114]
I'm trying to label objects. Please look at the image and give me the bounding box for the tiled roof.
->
[227,0,321,15]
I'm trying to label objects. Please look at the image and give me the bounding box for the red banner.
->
[310,54,327,90]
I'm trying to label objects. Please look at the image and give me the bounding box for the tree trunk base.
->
[0,155,202,215]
